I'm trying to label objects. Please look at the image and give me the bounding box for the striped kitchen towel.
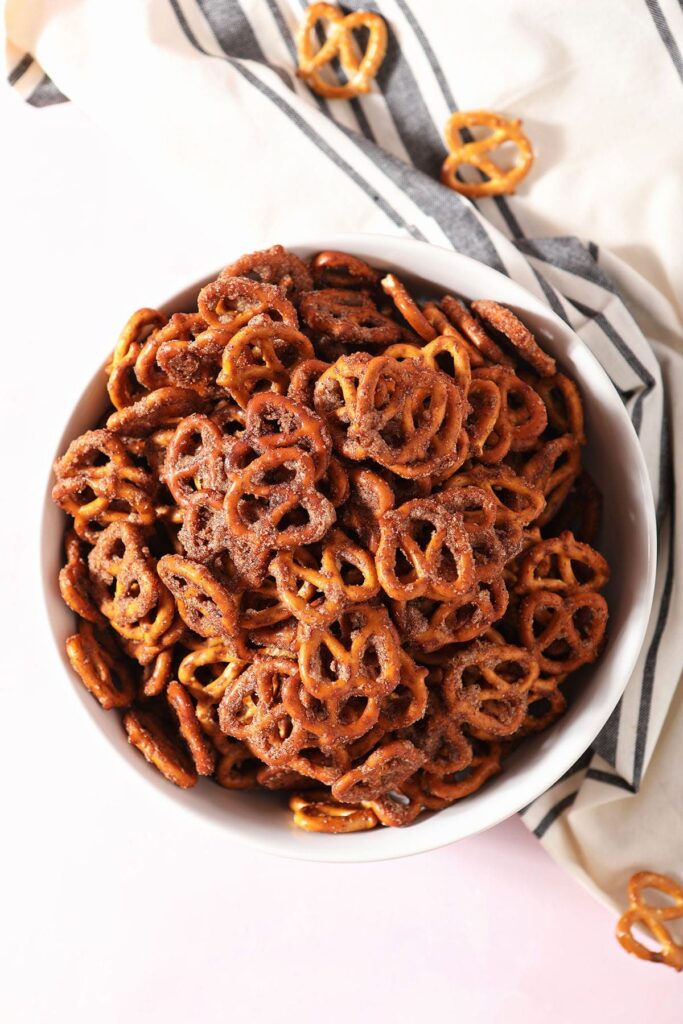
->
[4,0,682,911]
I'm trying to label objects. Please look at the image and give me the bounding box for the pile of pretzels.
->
[53,245,610,832]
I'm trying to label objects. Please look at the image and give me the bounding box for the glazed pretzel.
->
[164,413,227,506]
[123,707,197,789]
[141,649,174,698]
[52,429,156,542]
[525,371,586,444]
[422,301,486,367]
[222,245,312,302]
[217,320,314,409]
[376,498,475,601]
[198,274,298,332]
[518,590,608,675]
[392,578,509,651]
[167,681,216,776]
[66,622,137,710]
[106,386,208,437]
[616,872,683,972]
[521,434,581,526]
[471,300,557,378]
[377,651,428,732]
[310,250,379,289]
[297,602,400,700]
[296,4,388,100]
[441,296,513,366]
[287,358,331,408]
[380,274,437,341]
[471,366,547,460]
[352,356,466,479]
[157,554,241,645]
[289,792,379,833]
[107,307,164,409]
[420,740,502,801]
[177,489,230,564]
[443,642,538,738]
[215,740,260,789]
[134,312,208,392]
[225,446,335,550]
[88,523,175,643]
[441,111,534,198]
[445,465,545,528]
[272,528,379,626]
[59,529,102,623]
[245,392,331,481]
[331,739,424,804]
[156,324,232,396]
[515,531,610,595]
[301,289,401,346]
[218,657,308,766]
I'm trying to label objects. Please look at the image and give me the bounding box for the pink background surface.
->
[1,91,680,1021]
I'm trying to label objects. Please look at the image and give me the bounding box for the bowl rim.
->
[40,232,658,863]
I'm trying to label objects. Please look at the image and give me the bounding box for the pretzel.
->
[352,356,466,478]
[272,528,379,626]
[217,320,314,409]
[164,413,227,505]
[177,489,230,564]
[134,313,208,391]
[421,740,502,801]
[59,529,102,623]
[301,289,401,346]
[380,274,437,341]
[518,590,608,675]
[156,325,232,396]
[310,250,379,289]
[198,274,298,332]
[472,366,548,457]
[378,651,428,732]
[445,465,545,528]
[88,523,175,643]
[515,532,610,595]
[524,371,586,444]
[392,578,509,651]
[289,792,379,832]
[245,392,331,481]
[297,602,400,700]
[141,648,174,698]
[423,301,486,367]
[288,743,353,785]
[218,657,308,766]
[521,434,581,526]
[548,471,602,544]
[106,387,208,437]
[330,739,424,804]
[167,681,216,776]
[287,358,331,408]
[222,245,312,302]
[215,740,260,789]
[518,671,567,735]
[123,707,197,789]
[66,622,137,709]
[107,307,164,409]
[471,301,557,378]
[616,872,683,971]
[157,554,241,645]
[340,467,394,553]
[441,111,534,198]
[376,498,475,601]
[296,4,387,100]
[441,296,513,366]
[443,642,537,738]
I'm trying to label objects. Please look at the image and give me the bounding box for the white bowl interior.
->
[41,235,657,862]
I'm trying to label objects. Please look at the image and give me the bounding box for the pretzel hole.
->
[493,659,526,683]
[263,465,297,486]
[572,606,596,636]
[339,695,371,725]
[393,547,415,583]
[277,506,311,532]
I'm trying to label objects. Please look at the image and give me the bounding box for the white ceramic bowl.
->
[41,234,657,862]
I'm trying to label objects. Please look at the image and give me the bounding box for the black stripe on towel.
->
[8,53,33,86]
[26,74,69,107]
[644,0,683,84]
[533,792,578,838]
[585,769,635,793]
